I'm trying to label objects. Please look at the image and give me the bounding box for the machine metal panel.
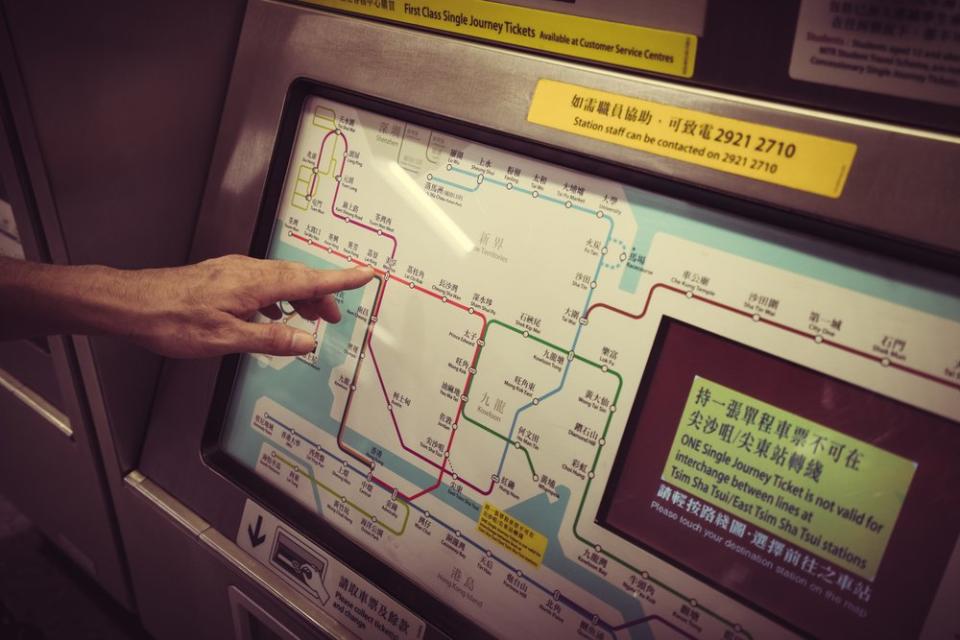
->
[136,2,960,639]
[124,472,396,640]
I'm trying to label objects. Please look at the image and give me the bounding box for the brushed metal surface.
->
[190,0,959,265]
[126,472,363,639]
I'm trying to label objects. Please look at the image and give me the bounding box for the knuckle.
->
[265,323,293,352]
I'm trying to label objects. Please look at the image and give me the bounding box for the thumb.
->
[228,318,316,356]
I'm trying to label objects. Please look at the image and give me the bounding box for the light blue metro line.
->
[431,165,618,480]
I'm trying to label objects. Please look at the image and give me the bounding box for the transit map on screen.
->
[218,95,960,639]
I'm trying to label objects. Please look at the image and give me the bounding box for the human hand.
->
[117,254,375,358]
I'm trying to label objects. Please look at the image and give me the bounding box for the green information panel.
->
[664,376,917,581]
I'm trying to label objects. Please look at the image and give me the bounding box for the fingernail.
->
[293,332,316,354]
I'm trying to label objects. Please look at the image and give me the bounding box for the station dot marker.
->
[335,175,341,182]
[468,367,476,374]
[468,307,475,314]
[312,167,318,174]
[610,405,617,413]
[686,291,694,298]
[461,394,468,402]
[579,317,588,326]
[565,201,572,208]
[881,358,891,367]
[522,330,529,338]
[601,365,608,372]
[588,471,595,479]
[568,351,575,360]
[592,615,599,625]
[815,335,823,344]
[640,571,649,579]
[596,211,603,218]
[350,384,357,391]
[340,495,347,503]
[287,230,293,236]
[452,474,459,481]
[752,314,760,322]
[477,175,484,184]
[377,229,383,236]
[446,164,452,171]
[491,474,499,482]
[601,247,608,255]
[452,423,458,430]
[441,296,448,303]
[516,569,523,577]
[409,282,415,289]
[553,590,560,600]
[514,441,521,449]
[506,183,513,190]
[533,398,540,405]
[486,550,492,558]
[372,516,378,523]
[426,173,433,181]
[590,281,597,289]
[595,544,602,552]
[532,474,539,482]
[455,530,461,537]
[532,191,539,198]
[444,451,450,458]
[424,510,430,518]
[370,316,378,323]
[690,599,698,608]
[478,339,485,347]
[620,252,627,262]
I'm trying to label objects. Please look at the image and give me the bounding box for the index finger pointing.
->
[254,262,375,305]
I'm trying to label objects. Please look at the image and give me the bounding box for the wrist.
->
[55,263,143,338]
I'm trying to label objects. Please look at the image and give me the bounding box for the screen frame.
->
[199,78,960,640]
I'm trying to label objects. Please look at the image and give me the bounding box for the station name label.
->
[663,376,916,581]
[527,79,858,198]
[303,0,696,77]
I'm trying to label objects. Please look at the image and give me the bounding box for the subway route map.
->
[220,96,960,639]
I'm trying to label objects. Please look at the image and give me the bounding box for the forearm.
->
[0,257,134,341]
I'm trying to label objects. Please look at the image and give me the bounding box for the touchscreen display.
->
[217,92,960,639]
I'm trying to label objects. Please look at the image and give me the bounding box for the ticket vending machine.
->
[121,2,960,639]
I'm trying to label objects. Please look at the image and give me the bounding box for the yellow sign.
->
[303,0,696,77]
[527,79,858,198]
[664,376,916,581]
[477,502,547,567]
